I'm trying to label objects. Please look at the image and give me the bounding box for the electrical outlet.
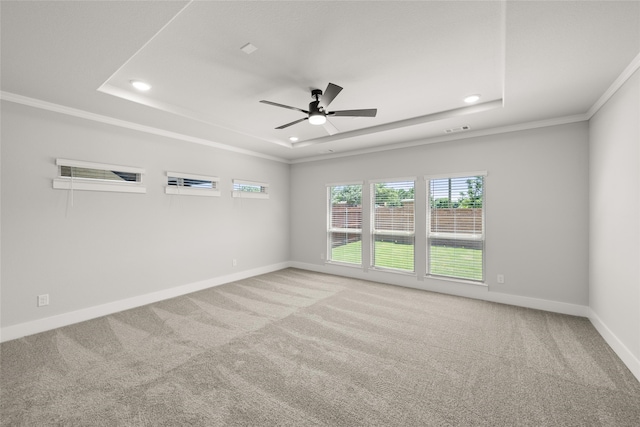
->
[497,274,505,284]
[37,294,49,307]
[232,259,237,267]
[320,253,325,260]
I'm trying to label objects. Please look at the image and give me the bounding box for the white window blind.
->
[166,172,220,197]
[232,179,269,199]
[53,158,146,194]
[427,174,485,281]
[372,180,415,272]
[328,184,363,265]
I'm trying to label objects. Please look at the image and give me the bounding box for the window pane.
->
[330,233,362,264]
[428,176,484,281]
[372,181,415,272]
[60,166,139,182]
[374,235,414,271]
[429,240,483,281]
[232,180,269,199]
[328,185,362,265]
[234,183,265,193]
[168,177,215,188]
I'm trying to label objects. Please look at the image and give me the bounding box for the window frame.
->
[326,182,363,267]
[53,158,146,194]
[370,177,416,274]
[166,171,220,197]
[425,171,486,283]
[232,179,269,199]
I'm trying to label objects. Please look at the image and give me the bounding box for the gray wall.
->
[290,122,590,308]
[1,101,290,328]
[589,70,640,370]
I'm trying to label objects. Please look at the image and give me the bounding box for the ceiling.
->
[2,1,639,162]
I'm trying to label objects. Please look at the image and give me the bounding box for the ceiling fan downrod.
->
[308,89,326,125]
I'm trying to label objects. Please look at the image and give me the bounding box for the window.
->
[371,180,415,272]
[427,173,485,281]
[328,184,363,265]
[232,179,269,199]
[166,172,220,197]
[53,159,145,193]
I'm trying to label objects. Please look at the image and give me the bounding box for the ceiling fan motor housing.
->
[260,82,376,130]
[308,99,326,124]
[311,89,323,100]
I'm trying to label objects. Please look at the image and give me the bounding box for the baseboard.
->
[0,262,291,343]
[5,262,636,383]
[589,309,640,382]
[290,261,590,317]
[480,291,590,317]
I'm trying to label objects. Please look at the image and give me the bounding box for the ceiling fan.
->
[260,83,377,135]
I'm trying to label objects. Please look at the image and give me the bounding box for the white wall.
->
[589,69,640,379]
[290,123,590,313]
[1,101,290,336]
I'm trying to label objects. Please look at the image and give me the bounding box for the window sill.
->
[165,187,220,197]
[371,267,417,277]
[232,191,269,199]
[425,275,487,287]
[53,178,146,194]
[325,260,363,268]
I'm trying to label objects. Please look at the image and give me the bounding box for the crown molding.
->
[5,46,638,166]
[292,50,640,164]
[0,91,290,164]
[290,113,589,164]
[291,99,504,149]
[587,51,640,119]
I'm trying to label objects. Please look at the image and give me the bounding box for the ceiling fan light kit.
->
[260,83,377,134]
[309,113,326,125]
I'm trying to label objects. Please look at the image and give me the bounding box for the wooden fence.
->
[330,203,482,248]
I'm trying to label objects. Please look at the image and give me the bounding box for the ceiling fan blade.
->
[323,119,339,135]
[275,117,308,129]
[319,83,343,109]
[329,108,377,117]
[260,100,309,114]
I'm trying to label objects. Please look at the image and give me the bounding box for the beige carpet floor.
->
[1,268,639,426]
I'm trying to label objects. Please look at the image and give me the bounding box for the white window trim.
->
[53,158,146,194]
[326,180,363,187]
[370,178,416,273]
[370,176,417,184]
[425,172,486,283]
[232,179,269,199]
[424,171,487,180]
[327,182,364,266]
[326,182,364,234]
[165,171,220,197]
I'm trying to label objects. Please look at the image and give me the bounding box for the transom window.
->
[232,179,269,199]
[166,172,220,197]
[53,158,145,194]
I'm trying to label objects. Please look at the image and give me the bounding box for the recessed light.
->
[464,94,481,104]
[289,136,299,142]
[130,80,151,91]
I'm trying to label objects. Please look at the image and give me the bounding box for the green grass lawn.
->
[429,245,483,281]
[332,240,414,271]
[331,240,363,264]
[331,241,482,280]
[374,241,414,271]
